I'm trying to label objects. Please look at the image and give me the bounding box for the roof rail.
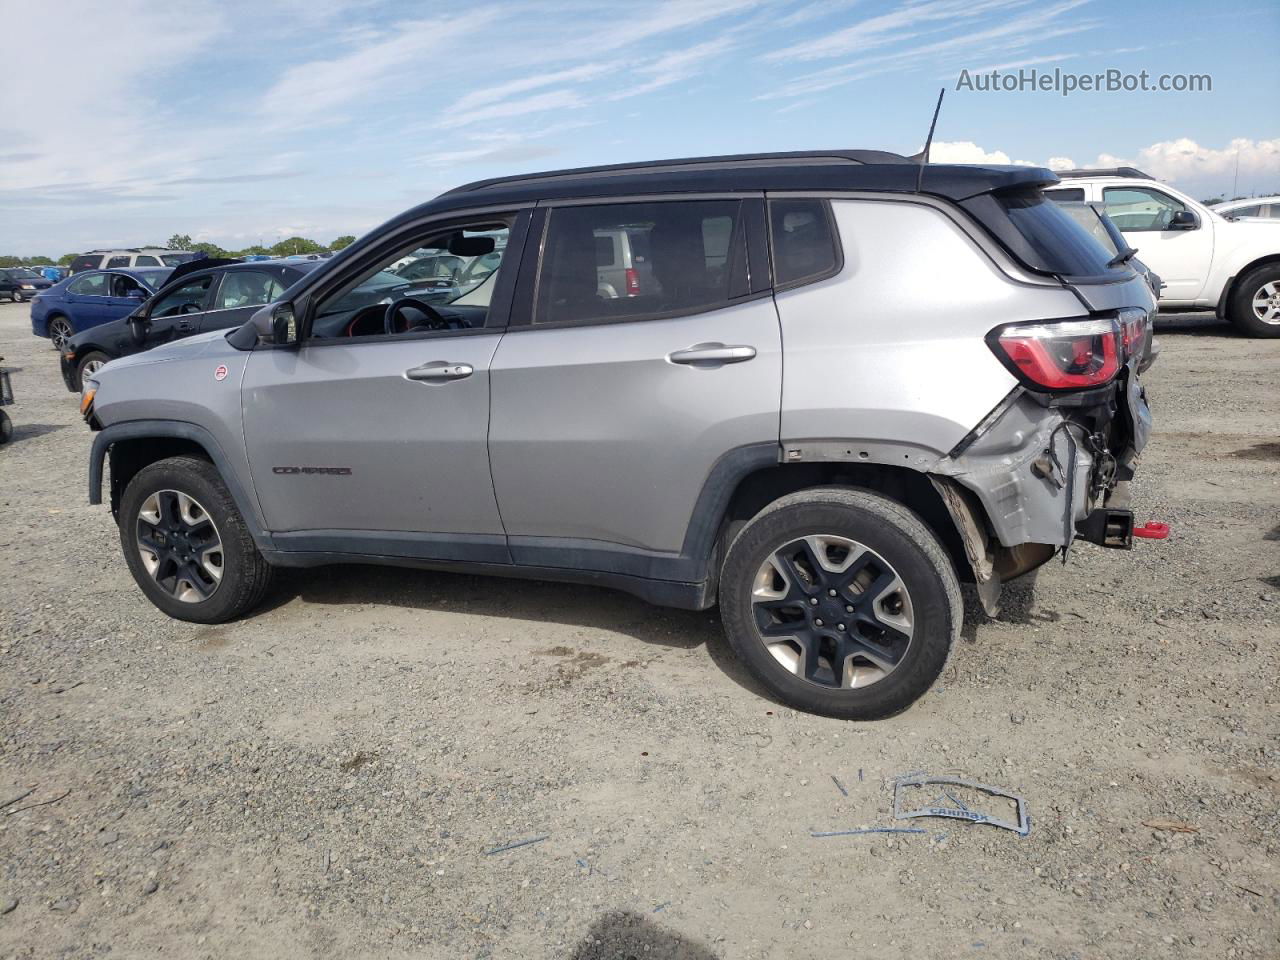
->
[1055,166,1153,180]
[444,149,913,195]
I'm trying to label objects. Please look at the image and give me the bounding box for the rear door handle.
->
[404,360,474,383]
[667,342,757,365]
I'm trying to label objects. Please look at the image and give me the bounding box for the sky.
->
[1,0,1277,255]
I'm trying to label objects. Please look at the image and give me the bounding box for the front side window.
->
[108,273,149,298]
[535,200,748,325]
[68,273,107,295]
[1103,187,1188,232]
[216,271,285,310]
[311,220,512,340]
[770,199,839,287]
[150,275,213,318]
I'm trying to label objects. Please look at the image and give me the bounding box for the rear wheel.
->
[1228,264,1280,338]
[47,316,73,351]
[0,410,11,444]
[719,488,961,720]
[118,456,273,623]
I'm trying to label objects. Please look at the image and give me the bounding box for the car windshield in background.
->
[4,268,43,279]
[390,232,507,302]
[161,253,198,266]
[137,272,171,290]
[998,190,1120,277]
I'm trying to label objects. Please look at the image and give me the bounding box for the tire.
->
[0,410,11,444]
[75,350,112,392]
[47,316,74,351]
[118,456,273,623]
[1227,263,1280,338]
[719,487,961,720]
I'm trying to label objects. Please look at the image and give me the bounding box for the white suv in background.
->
[69,249,199,274]
[1047,168,1280,337]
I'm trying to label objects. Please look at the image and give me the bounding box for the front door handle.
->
[405,360,474,383]
[667,342,757,365]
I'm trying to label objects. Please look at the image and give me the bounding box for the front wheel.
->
[75,350,112,393]
[719,488,961,720]
[1228,264,1280,338]
[118,456,273,623]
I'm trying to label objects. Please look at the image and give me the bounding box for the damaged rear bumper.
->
[928,364,1151,612]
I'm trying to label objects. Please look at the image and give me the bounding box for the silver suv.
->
[80,150,1158,719]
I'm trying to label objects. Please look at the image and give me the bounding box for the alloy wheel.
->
[1251,280,1280,325]
[48,318,73,350]
[136,490,224,603]
[751,535,914,689]
[80,358,106,383]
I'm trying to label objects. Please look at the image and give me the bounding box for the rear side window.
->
[70,255,101,273]
[1043,187,1085,202]
[991,190,1119,277]
[769,199,839,288]
[68,273,107,295]
[135,255,160,266]
[535,199,749,325]
[106,255,130,268]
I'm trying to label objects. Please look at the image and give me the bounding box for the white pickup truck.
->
[1047,168,1280,338]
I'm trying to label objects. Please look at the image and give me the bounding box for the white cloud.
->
[258,14,497,126]
[1046,156,1076,170]
[928,141,1014,164]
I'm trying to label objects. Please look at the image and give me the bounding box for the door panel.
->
[242,334,508,552]
[488,299,782,557]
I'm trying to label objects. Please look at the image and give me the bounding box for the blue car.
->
[31,267,173,350]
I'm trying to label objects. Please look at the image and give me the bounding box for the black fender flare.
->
[88,419,272,548]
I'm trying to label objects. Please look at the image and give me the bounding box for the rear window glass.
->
[995,190,1119,277]
[770,199,839,287]
[535,199,748,325]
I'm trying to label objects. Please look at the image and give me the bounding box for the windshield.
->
[161,253,198,266]
[4,268,43,279]
[1056,202,1123,257]
[137,272,170,290]
[978,189,1124,277]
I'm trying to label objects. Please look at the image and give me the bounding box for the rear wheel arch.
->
[1222,256,1280,335]
[705,461,975,594]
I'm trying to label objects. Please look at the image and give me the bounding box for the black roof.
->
[410,151,1060,222]
[1054,166,1153,180]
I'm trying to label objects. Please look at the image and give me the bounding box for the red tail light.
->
[988,317,1121,391]
[624,267,640,297]
[1118,308,1148,360]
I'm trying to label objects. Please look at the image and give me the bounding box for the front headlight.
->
[20,283,35,289]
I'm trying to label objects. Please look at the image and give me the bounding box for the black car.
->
[60,259,321,391]
[0,267,53,302]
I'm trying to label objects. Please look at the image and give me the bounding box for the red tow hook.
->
[1133,522,1170,540]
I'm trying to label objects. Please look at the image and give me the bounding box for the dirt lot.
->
[0,299,1276,959]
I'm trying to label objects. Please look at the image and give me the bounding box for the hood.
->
[97,328,231,374]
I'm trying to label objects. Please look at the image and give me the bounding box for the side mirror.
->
[1168,210,1198,230]
[251,301,298,346]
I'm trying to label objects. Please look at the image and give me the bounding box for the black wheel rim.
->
[136,490,223,603]
[750,535,914,689]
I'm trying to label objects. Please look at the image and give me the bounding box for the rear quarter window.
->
[769,199,839,288]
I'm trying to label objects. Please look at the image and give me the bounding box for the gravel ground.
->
[0,300,1276,959]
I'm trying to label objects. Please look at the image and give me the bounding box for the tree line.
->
[0,234,357,269]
